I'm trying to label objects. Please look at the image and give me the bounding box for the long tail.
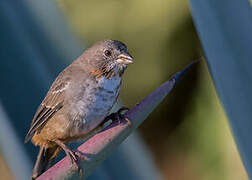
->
[31,146,60,180]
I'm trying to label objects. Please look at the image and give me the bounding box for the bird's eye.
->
[104,50,112,57]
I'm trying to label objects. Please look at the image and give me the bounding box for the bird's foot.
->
[104,107,130,125]
[66,149,86,176]
[54,140,85,177]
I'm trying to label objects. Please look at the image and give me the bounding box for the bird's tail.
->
[31,146,60,180]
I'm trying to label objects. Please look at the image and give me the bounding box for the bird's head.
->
[82,40,133,78]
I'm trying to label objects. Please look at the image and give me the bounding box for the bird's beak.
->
[116,53,134,65]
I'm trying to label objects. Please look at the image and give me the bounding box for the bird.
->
[24,39,133,179]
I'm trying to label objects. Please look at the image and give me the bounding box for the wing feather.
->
[25,76,70,143]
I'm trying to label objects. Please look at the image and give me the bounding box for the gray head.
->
[81,40,133,78]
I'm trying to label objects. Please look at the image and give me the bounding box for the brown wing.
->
[25,77,70,143]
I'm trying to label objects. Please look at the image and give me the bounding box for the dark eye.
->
[104,50,112,57]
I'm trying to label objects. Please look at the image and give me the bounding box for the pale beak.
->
[116,54,134,65]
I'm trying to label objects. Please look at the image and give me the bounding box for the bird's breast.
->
[69,75,122,136]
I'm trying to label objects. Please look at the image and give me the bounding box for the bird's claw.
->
[117,107,129,118]
[66,149,85,177]
[104,107,129,125]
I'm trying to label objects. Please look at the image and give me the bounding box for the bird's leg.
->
[103,107,130,125]
[54,140,85,175]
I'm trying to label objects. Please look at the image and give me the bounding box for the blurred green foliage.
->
[57,0,248,179]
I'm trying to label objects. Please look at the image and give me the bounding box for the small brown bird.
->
[25,40,133,179]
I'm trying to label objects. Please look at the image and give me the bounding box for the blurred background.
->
[0,0,248,179]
